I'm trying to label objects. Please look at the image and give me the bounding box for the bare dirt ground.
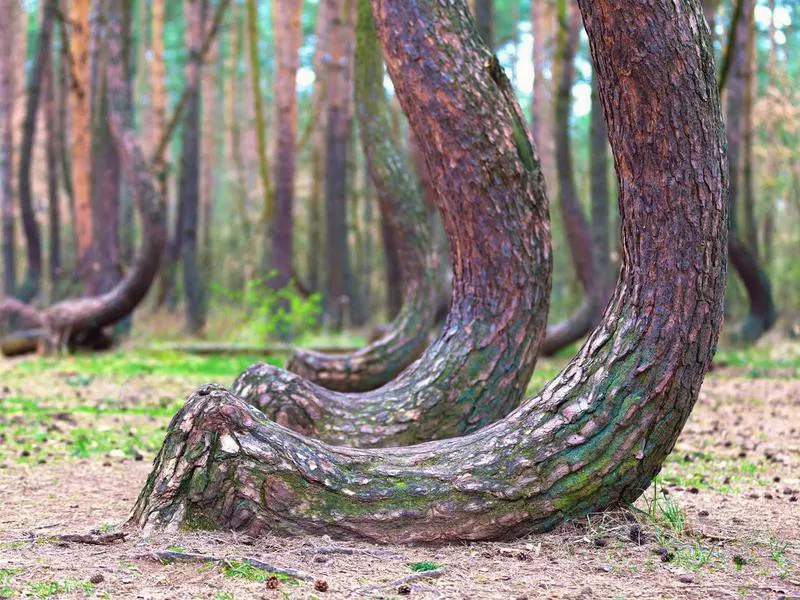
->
[0,350,798,599]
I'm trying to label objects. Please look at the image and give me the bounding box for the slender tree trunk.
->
[43,48,61,289]
[56,2,75,226]
[725,0,776,343]
[540,1,602,355]
[179,0,208,333]
[200,32,217,283]
[762,0,777,267]
[132,0,727,542]
[68,0,94,294]
[474,0,494,49]
[741,11,758,258]
[590,72,613,298]
[232,0,551,447]
[245,0,273,237]
[269,0,302,301]
[323,0,356,331]
[282,0,437,392]
[530,0,554,182]
[0,0,18,297]
[380,214,402,318]
[16,0,56,302]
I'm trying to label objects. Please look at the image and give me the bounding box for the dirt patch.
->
[0,356,798,599]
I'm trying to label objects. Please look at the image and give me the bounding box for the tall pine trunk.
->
[0,0,18,297]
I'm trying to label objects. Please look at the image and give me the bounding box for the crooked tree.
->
[131,0,727,542]
[230,0,552,448]
[282,0,437,392]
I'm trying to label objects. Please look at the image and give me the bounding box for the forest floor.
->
[0,343,799,599]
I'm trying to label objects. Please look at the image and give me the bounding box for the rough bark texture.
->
[540,1,603,356]
[68,0,94,293]
[283,0,437,393]
[474,0,494,49]
[324,0,357,332]
[725,0,776,343]
[16,0,56,302]
[0,0,18,297]
[179,0,208,333]
[131,0,727,542]
[269,0,301,299]
[0,0,166,352]
[231,0,552,448]
[589,72,614,301]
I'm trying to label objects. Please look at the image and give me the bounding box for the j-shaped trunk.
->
[132,0,726,542]
[0,0,166,352]
[230,0,552,447]
[284,0,437,392]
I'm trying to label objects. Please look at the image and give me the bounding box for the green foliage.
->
[0,568,19,597]
[221,561,297,585]
[28,579,94,599]
[212,275,322,342]
[408,561,441,572]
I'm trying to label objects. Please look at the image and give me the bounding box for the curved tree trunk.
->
[231,0,552,448]
[0,4,166,353]
[540,1,603,356]
[131,0,727,542]
[589,73,614,301]
[725,0,776,343]
[283,0,437,392]
[16,0,56,302]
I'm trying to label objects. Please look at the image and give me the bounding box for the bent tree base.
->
[132,0,728,542]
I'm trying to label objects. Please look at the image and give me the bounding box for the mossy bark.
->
[284,0,437,393]
[230,0,552,447]
[132,0,727,543]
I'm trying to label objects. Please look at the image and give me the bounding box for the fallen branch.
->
[348,568,446,597]
[55,532,127,545]
[293,545,401,558]
[136,551,315,583]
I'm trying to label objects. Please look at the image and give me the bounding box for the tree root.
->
[135,550,315,582]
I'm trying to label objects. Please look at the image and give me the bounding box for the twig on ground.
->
[293,545,402,558]
[136,550,315,582]
[18,532,128,545]
[348,568,446,597]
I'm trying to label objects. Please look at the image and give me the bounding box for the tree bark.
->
[43,46,61,288]
[230,0,551,448]
[268,0,301,303]
[540,1,603,356]
[131,0,727,542]
[0,0,167,352]
[530,0,554,184]
[589,72,613,299]
[0,0,18,297]
[67,0,94,294]
[179,0,208,333]
[323,0,356,331]
[282,0,437,392]
[474,0,494,49]
[380,212,403,319]
[725,0,776,343]
[16,0,56,302]
[741,11,757,259]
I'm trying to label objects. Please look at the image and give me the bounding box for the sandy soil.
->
[0,359,798,599]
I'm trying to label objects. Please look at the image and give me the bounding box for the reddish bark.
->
[131,0,727,542]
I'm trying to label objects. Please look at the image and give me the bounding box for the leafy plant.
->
[29,579,94,599]
[408,561,441,572]
[221,561,297,585]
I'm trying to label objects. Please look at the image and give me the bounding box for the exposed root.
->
[135,550,315,582]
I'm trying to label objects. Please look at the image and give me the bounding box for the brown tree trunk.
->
[323,0,356,331]
[16,0,56,302]
[0,0,18,297]
[380,213,402,319]
[230,0,551,447]
[282,0,437,392]
[474,0,494,49]
[1,0,167,352]
[43,47,61,288]
[741,11,758,259]
[131,0,727,542]
[530,0,554,182]
[269,0,302,301]
[179,0,208,333]
[68,0,94,294]
[540,1,603,355]
[589,72,613,299]
[725,0,776,343]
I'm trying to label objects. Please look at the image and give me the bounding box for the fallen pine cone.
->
[266,576,280,590]
[314,579,329,592]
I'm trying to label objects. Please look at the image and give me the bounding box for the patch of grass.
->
[221,561,298,585]
[769,537,790,578]
[1,568,20,597]
[214,593,235,600]
[167,544,186,553]
[29,579,94,598]
[408,561,441,572]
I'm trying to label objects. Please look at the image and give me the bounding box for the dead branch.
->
[136,550,315,582]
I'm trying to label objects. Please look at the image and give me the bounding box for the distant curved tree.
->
[229,0,552,448]
[0,4,166,353]
[284,0,437,392]
[131,0,727,542]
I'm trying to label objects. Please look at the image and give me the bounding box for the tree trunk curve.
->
[131,0,727,542]
[283,0,438,392]
[229,0,552,447]
[0,5,166,351]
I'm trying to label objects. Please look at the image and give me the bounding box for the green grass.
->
[221,561,298,585]
[1,568,19,597]
[28,579,94,598]
[408,561,442,572]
